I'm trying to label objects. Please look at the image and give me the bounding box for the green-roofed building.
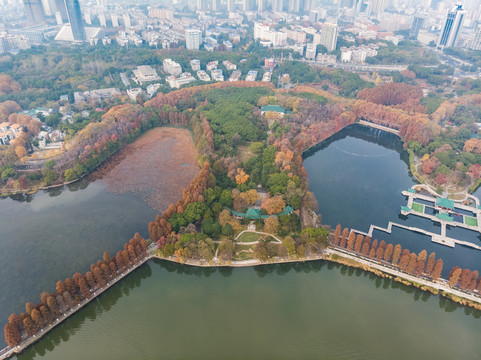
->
[245,208,262,219]
[436,197,454,211]
[260,105,293,118]
[401,206,411,212]
[436,213,454,222]
[261,105,286,113]
[408,189,416,193]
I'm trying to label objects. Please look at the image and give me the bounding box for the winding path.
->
[234,230,282,244]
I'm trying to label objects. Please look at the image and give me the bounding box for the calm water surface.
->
[304,125,481,275]
[12,260,481,360]
[0,181,156,346]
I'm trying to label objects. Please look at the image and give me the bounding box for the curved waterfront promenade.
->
[3,243,481,360]
[0,253,154,360]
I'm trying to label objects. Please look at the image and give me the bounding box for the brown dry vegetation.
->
[92,127,199,212]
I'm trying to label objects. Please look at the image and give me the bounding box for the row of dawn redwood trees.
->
[333,224,444,280]
[333,224,481,292]
[4,234,148,348]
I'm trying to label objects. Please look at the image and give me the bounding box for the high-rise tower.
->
[23,0,45,24]
[65,0,86,41]
[437,3,466,49]
[185,29,202,50]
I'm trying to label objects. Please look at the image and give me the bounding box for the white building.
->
[197,70,211,81]
[190,59,201,71]
[163,59,182,76]
[316,53,336,65]
[223,60,237,70]
[470,24,481,50]
[305,43,316,60]
[133,65,161,84]
[254,22,287,47]
[73,88,121,104]
[437,4,466,49]
[229,70,242,81]
[246,70,258,81]
[127,88,143,101]
[319,23,338,52]
[206,61,218,71]
[185,29,202,50]
[166,73,196,89]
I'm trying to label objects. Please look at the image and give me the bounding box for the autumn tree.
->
[425,252,436,276]
[79,277,91,299]
[46,296,59,317]
[25,302,35,316]
[22,316,37,337]
[84,272,96,290]
[39,306,52,325]
[254,242,269,261]
[30,309,44,329]
[354,234,364,253]
[63,292,75,308]
[261,195,286,215]
[448,267,462,287]
[282,236,296,256]
[406,253,418,274]
[56,280,66,295]
[93,266,107,288]
[458,268,472,290]
[369,239,378,259]
[8,314,23,334]
[383,243,393,262]
[346,231,356,251]
[339,228,349,248]
[361,242,370,256]
[64,278,77,295]
[264,216,279,234]
[333,224,341,246]
[39,291,49,305]
[217,239,235,261]
[235,168,249,185]
[392,244,402,266]
[399,251,410,271]
[431,259,443,281]
[103,251,112,264]
[416,250,427,274]
[4,321,22,347]
[469,270,479,292]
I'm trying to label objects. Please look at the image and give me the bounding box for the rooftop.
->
[436,197,454,210]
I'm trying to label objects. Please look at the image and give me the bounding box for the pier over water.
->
[352,187,481,251]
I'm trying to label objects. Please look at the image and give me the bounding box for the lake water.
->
[303,124,481,276]
[12,260,481,360]
[0,180,156,347]
[1,124,480,358]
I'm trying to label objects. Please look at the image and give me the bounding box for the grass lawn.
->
[412,202,424,213]
[237,144,255,162]
[237,232,261,243]
[233,244,255,260]
[464,216,478,227]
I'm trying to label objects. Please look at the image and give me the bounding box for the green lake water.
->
[13,260,481,360]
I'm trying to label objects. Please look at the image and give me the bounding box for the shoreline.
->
[2,246,481,360]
